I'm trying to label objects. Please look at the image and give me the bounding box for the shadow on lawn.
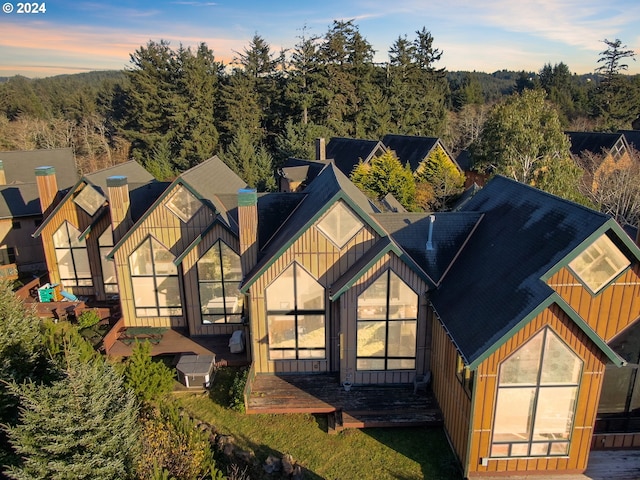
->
[363,427,463,480]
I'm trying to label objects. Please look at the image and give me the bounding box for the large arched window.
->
[129,237,182,317]
[356,270,418,370]
[266,263,325,360]
[491,327,582,458]
[198,240,243,324]
[53,222,92,287]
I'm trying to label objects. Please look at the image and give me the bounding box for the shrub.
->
[123,341,175,404]
[228,368,248,413]
[77,309,101,329]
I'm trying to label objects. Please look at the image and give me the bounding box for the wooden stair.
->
[329,408,443,434]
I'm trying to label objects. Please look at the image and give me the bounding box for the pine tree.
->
[415,145,465,210]
[122,341,175,404]
[4,352,140,480]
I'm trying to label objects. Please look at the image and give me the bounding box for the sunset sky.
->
[1,0,639,78]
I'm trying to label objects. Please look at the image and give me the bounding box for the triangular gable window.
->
[165,185,201,223]
[73,185,106,216]
[568,234,629,294]
[316,201,364,248]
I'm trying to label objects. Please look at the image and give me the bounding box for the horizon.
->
[1,0,639,79]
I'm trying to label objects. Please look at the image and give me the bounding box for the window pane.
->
[67,224,84,248]
[298,349,326,359]
[156,276,181,307]
[99,228,113,247]
[130,240,153,275]
[493,387,535,442]
[298,315,325,348]
[530,442,550,456]
[533,387,577,440]
[357,358,386,370]
[499,330,543,385]
[295,266,324,309]
[55,250,74,279]
[100,250,117,284]
[198,244,222,281]
[132,277,156,307]
[490,444,509,457]
[387,320,417,357]
[358,275,388,319]
[266,266,295,311]
[387,359,415,370]
[200,283,225,315]
[388,272,418,319]
[569,234,630,293]
[541,332,581,384]
[152,239,177,275]
[73,249,92,279]
[357,321,386,357]
[510,443,529,457]
[550,442,569,455]
[268,315,296,349]
[316,201,364,248]
[165,185,200,223]
[73,185,106,216]
[220,242,242,281]
[53,224,70,248]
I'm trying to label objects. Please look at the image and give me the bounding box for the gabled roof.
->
[33,161,161,237]
[279,158,329,187]
[382,134,451,172]
[325,137,386,177]
[619,130,640,151]
[0,183,42,219]
[566,131,626,157]
[0,148,77,188]
[240,163,386,293]
[374,211,483,286]
[430,176,633,368]
[179,155,247,196]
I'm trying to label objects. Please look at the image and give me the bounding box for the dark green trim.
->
[329,240,402,301]
[467,292,624,370]
[238,188,257,207]
[32,178,88,238]
[174,218,233,266]
[107,178,207,260]
[106,175,128,187]
[35,166,55,176]
[240,192,389,294]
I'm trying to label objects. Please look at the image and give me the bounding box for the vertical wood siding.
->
[39,183,112,301]
[113,189,216,328]
[465,304,607,477]
[548,265,640,342]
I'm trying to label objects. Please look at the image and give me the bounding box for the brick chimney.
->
[35,166,59,215]
[238,188,258,274]
[0,160,7,185]
[106,176,132,242]
[315,138,326,161]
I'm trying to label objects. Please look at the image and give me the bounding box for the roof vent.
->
[426,215,436,251]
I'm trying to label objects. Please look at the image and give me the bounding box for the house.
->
[0,148,77,275]
[33,160,160,301]
[30,151,640,477]
[322,137,387,177]
[566,131,632,172]
[382,134,462,179]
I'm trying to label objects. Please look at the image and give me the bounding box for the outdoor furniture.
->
[414,371,431,394]
[176,354,216,389]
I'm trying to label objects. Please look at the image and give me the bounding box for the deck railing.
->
[102,316,125,354]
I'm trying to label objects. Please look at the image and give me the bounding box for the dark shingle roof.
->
[620,130,640,151]
[430,176,614,366]
[256,193,306,250]
[129,181,170,222]
[374,212,482,285]
[566,131,625,156]
[85,161,154,192]
[382,134,441,171]
[0,184,41,219]
[180,155,247,196]
[281,158,329,186]
[0,148,77,188]
[325,138,386,177]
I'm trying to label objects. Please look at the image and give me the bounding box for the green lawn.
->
[178,367,462,480]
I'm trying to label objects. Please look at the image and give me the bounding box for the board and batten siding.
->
[39,183,112,301]
[466,304,607,478]
[548,264,640,342]
[342,254,429,385]
[114,190,217,329]
[249,223,378,375]
[181,223,242,336]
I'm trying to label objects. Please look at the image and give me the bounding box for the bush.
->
[123,341,175,404]
[77,309,101,329]
[228,368,248,413]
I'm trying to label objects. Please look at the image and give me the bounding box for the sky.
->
[1,0,639,78]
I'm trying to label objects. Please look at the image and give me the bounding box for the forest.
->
[0,21,639,209]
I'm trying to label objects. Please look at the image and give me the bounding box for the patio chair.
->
[413,371,431,394]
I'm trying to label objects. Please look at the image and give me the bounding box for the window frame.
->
[197,239,243,325]
[73,184,106,217]
[266,263,326,360]
[165,184,202,223]
[98,228,118,294]
[52,221,92,287]
[316,201,365,249]
[356,269,418,371]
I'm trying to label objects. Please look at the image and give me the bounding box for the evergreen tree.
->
[350,151,417,210]
[4,352,140,480]
[122,341,175,404]
[415,146,465,210]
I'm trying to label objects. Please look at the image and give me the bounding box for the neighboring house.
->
[566,131,632,172]
[33,161,159,301]
[323,137,387,177]
[382,134,462,179]
[619,129,640,151]
[277,157,329,193]
[0,148,77,275]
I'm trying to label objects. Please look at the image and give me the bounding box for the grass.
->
[178,367,462,480]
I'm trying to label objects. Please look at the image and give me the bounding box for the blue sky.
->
[1,0,639,78]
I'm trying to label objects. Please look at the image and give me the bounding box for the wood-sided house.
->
[33,161,159,301]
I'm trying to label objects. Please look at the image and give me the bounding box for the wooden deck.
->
[246,373,443,430]
[106,328,250,367]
